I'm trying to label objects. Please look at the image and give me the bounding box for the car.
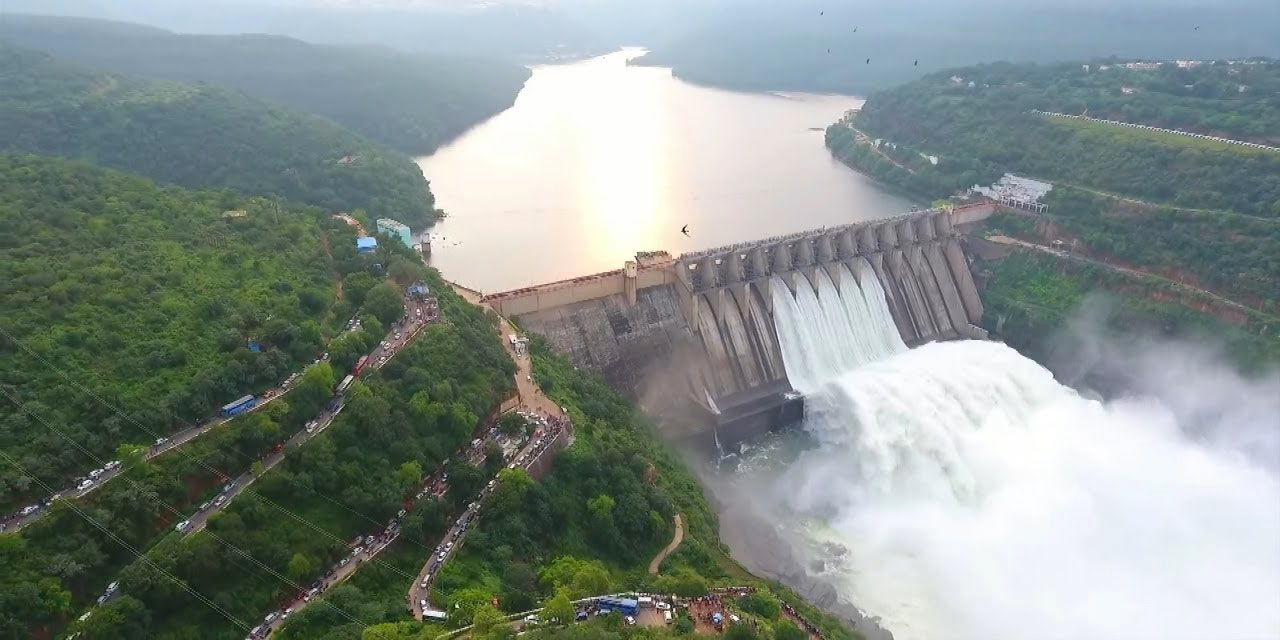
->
[524,614,540,624]
[249,625,264,637]
[19,505,39,516]
[419,599,428,609]
[322,352,330,360]
[352,546,364,556]
[222,481,235,493]
[77,479,94,491]
[397,509,407,518]
[78,611,92,623]
[656,601,672,611]
[395,333,402,340]
[420,579,429,589]
[305,421,317,434]
[625,615,636,626]
[106,581,119,594]
[264,611,278,623]
[105,460,120,469]
[437,552,445,561]
[487,480,496,488]
[445,541,453,550]
[214,495,227,507]
[89,468,104,478]
[96,595,108,605]
[199,501,210,510]
[282,607,293,619]
[155,437,169,446]
[175,520,191,532]
[339,557,351,567]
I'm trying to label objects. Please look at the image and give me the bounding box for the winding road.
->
[649,514,685,575]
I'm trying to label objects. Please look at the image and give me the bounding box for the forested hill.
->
[0,155,349,511]
[826,58,1280,317]
[0,13,531,155]
[0,45,436,225]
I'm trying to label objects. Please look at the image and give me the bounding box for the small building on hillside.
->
[376,218,413,249]
[356,237,378,253]
[970,174,1052,213]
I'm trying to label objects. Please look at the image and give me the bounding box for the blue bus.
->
[220,395,257,418]
[595,597,638,617]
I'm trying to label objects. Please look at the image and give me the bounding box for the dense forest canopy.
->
[0,156,458,635]
[0,45,438,225]
[0,154,351,511]
[0,13,532,155]
[827,58,1280,313]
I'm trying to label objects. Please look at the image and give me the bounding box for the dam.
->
[484,205,994,444]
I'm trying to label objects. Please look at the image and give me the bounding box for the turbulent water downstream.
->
[732,270,1280,640]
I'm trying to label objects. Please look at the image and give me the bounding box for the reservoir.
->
[416,48,913,293]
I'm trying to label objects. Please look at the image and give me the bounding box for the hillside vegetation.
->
[0,13,531,155]
[826,59,1280,314]
[0,155,350,510]
[0,156,453,636]
[0,45,436,225]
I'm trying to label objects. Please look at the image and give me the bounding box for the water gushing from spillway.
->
[770,258,906,391]
[763,294,1280,639]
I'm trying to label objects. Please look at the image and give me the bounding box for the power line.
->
[0,385,373,631]
[0,448,253,634]
[0,324,439,579]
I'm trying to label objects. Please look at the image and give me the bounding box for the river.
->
[415,48,914,293]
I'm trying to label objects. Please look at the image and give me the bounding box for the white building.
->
[971,174,1052,213]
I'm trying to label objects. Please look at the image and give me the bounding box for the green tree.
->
[286,552,314,581]
[738,591,780,620]
[569,564,611,599]
[81,595,151,639]
[365,281,405,325]
[472,604,505,635]
[395,460,424,494]
[543,587,575,625]
[772,619,807,640]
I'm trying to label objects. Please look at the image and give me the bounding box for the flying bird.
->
[681,225,690,237]
[1193,25,1200,30]
[853,26,858,32]
[914,60,919,66]
[866,58,871,64]
[820,10,824,15]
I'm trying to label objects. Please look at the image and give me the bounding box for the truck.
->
[337,375,355,395]
[352,356,369,376]
[220,395,257,418]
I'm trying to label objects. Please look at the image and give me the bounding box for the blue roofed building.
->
[356,237,378,253]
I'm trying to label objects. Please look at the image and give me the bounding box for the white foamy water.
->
[770,259,906,391]
[773,339,1280,640]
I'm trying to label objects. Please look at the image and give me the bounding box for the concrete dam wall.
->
[486,206,993,443]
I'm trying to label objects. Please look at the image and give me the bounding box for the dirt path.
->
[447,280,565,419]
[649,513,685,575]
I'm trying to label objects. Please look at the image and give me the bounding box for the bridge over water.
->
[484,204,995,444]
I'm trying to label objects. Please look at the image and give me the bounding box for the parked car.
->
[175,520,191,532]
[19,505,39,516]
[155,437,169,446]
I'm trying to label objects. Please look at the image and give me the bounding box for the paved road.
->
[0,297,441,534]
[184,296,435,538]
[649,514,685,575]
[408,414,569,621]
[2,373,299,533]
